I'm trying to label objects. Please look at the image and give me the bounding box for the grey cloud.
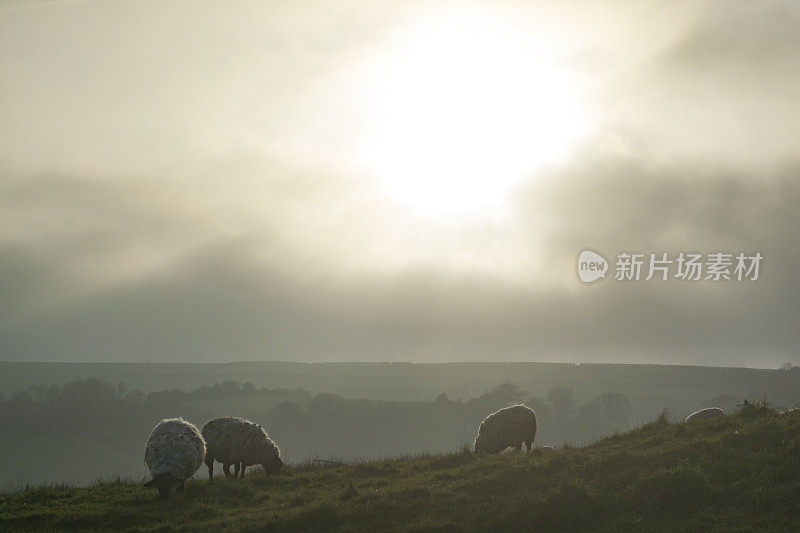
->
[666,1,800,67]
[595,1,800,167]
[1,1,799,368]
[2,155,798,367]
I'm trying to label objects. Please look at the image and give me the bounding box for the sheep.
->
[143,417,205,499]
[685,407,725,423]
[474,405,537,454]
[201,417,283,481]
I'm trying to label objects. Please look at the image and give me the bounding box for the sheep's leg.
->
[176,481,185,493]
[223,463,232,478]
[233,462,240,479]
[525,441,532,452]
[206,459,214,483]
[239,463,246,479]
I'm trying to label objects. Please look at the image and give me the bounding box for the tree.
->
[547,386,576,419]
[577,392,631,439]
[526,396,552,420]
[595,392,631,430]
[483,382,526,407]
[309,393,345,414]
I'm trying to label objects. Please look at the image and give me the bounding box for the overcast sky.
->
[1,0,798,367]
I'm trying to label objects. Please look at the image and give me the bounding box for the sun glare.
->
[357,9,589,215]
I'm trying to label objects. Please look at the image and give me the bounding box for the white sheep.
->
[202,417,283,481]
[685,407,725,423]
[143,417,205,498]
[474,405,537,454]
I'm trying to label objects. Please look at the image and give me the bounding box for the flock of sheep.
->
[143,403,727,499]
[144,416,283,498]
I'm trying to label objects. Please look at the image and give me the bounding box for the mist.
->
[2,1,799,366]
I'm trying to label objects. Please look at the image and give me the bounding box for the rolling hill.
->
[2,402,799,531]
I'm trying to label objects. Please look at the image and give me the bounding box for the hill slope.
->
[3,404,800,532]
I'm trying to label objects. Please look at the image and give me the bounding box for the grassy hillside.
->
[3,403,800,532]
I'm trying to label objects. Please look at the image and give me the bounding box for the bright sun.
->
[357,9,589,214]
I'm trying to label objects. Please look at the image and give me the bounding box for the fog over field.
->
[3,361,800,487]
[3,5,800,530]
[1,0,799,368]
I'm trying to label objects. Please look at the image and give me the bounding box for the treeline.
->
[0,378,631,452]
[147,381,309,402]
[0,378,309,435]
[264,381,632,460]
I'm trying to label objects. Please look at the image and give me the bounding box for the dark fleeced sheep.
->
[474,405,537,454]
[202,417,283,481]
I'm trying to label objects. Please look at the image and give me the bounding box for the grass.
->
[3,405,800,531]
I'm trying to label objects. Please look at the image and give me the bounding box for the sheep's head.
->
[143,473,176,499]
[253,438,283,476]
[474,433,503,454]
[261,454,284,477]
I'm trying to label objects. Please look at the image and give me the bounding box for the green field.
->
[3,402,799,532]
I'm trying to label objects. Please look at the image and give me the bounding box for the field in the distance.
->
[3,403,799,532]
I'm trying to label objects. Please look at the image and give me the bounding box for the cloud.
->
[1,1,798,367]
[1,153,798,367]
[597,0,800,167]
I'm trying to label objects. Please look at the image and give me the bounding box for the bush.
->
[737,399,775,419]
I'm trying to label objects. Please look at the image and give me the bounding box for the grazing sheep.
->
[685,407,725,423]
[143,418,205,499]
[202,417,283,481]
[539,445,555,451]
[474,405,537,454]
[780,408,799,415]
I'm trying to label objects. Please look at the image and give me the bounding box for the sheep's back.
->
[685,407,724,422]
[481,405,536,431]
[145,418,205,480]
[477,405,537,449]
[203,417,275,465]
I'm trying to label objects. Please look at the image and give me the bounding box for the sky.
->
[1,0,798,367]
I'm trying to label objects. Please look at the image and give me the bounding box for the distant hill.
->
[3,403,799,531]
[2,361,799,421]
